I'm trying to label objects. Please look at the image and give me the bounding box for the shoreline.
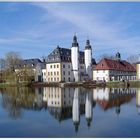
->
[0,81,140,88]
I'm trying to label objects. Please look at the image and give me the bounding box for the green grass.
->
[107,81,140,88]
[0,81,30,88]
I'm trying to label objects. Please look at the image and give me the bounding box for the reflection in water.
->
[72,88,80,133]
[136,89,140,114]
[85,90,93,128]
[0,86,137,133]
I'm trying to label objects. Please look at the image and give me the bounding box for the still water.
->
[0,86,140,137]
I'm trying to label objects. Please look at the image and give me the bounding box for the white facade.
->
[93,69,136,82]
[85,41,92,80]
[93,70,109,81]
[71,46,79,82]
[46,63,61,82]
[42,69,46,82]
[136,55,140,80]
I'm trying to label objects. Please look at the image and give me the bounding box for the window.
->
[68,77,70,82]
[68,71,70,75]
[48,78,50,81]
[63,64,65,68]
[63,77,65,81]
[54,78,56,81]
[68,65,70,68]
[57,78,59,81]
[57,64,59,68]
[51,78,53,81]
[57,71,59,75]
[54,72,56,75]
[50,65,52,68]
[48,72,50,76]
[63,71,65,75]
[54,65,56,68]
[51,72,53,76]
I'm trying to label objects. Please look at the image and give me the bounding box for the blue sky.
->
[0,2,140,61]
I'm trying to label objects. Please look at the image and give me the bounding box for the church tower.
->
[85,39,92,80]
[71,35,79,82]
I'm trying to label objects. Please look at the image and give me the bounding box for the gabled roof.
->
[95,58,136,72]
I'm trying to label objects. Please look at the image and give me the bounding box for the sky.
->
[0,2,140,61]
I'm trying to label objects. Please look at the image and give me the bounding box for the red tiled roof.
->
[97,94,135,110]
[95,58,136,72]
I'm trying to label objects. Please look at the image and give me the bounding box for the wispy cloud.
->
[0,3,140,59]
[32,3,140,58]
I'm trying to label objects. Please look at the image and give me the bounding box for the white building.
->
[136,54,140,80]
[93,53,136,82]
[46,35,96,82]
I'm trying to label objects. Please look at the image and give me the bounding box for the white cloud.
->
[32,3,140,57]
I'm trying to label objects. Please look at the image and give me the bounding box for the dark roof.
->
[47,46,96,65]
[85,40,92,50]
[95,58,136,72]
[15,58,45,69]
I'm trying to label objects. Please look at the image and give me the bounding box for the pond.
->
[0,86,139,138]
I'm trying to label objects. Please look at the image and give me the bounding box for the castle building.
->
[136,54,140,80]
[46,35,96,82]
[93,53,136,82]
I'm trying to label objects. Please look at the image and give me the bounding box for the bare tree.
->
[97,54,116,62]
[0,58,6,71]
[5,51,22,72]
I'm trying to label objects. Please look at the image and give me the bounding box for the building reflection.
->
[72,88,80,133]
[136,88,140,115]
[85,89,93,128]
[93,88,136,116]
[0,86,138,132]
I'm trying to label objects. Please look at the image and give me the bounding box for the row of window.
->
[48,71,59,76]
[48,77,60,82]
[63,64,70,69]
[49,64,86,69]
[63,71,71,76]
[50,64,59,69]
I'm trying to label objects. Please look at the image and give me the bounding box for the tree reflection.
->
[0,86,137,131]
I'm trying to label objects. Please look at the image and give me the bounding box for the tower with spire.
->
[71,34,79,82]
[84,39,93,80]
[136,54,140,80]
